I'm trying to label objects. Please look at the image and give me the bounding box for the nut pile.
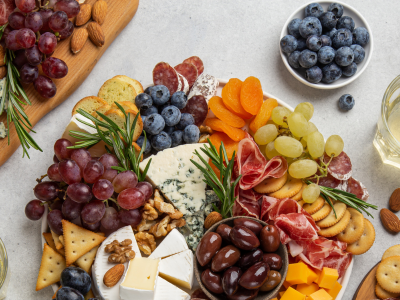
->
[105,239,136,263]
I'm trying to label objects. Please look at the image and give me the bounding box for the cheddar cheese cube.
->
[297,283,319,296]
[286,262,309,285]
[281,287,306,300]
[316,267,339,289]
[309,289,333,300]
[324,281,342,300]
[312,268,322,284]
[283,280,293,289]
[307,267,319,285]
[279,291,285,298]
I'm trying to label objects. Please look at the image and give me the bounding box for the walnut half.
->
[135,232,156,255]
[143,203,158,220]
[149,215,170,238]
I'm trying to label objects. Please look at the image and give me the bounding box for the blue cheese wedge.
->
[0,122,6,139]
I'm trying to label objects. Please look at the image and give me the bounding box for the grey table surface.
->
[1,0,399,299]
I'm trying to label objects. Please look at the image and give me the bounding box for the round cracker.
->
[254,172,288,194]
[318,209,351,237]
[316,202,347,228]
[268,177,303,199]
[347,219,375,255]
[311,203,332,221]
[382,245,400,261]
[337,208,365,244]
[303,197,325,215]
[291,183,306,201]
[376,256,400,293]
[375,282,400,299]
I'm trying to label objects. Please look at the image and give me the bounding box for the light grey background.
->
[1,0,399,299]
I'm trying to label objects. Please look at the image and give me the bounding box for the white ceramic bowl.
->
[280,0,373,89]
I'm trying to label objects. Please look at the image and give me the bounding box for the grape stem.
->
[36,174,48,183]
[105,198,120,210]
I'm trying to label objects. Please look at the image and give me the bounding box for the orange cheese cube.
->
[279,291,285,298]
[309,289,333,300]
[312,268,322,284]
[324,281,342,300]
[283,280,293,289]
[281,287,306,300]
[297,283,320,296]
[271,298,278,300]
[316,268,339,289]
[307,267,319,285]
[286,262,309,285]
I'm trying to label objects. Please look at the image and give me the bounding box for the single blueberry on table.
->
[327,3,344,18]
[338,94,355,111]
[150,85,170,106]
[152,131,172,151]
[319,46,336,65]
[161,105,181,126]
[287,18,302,39]
[342,62,357,77]
[135,93,152,110]
[306,35,322,52]
[337,16,355,32]
[280,35,298,54]
[143,113,165,135]
[350,44,365,64]
[352,27,370,46]
[183,125,200,144]
[176,113,195,130]
[332,28,353,48]
[319,12,337,31]
[288,51,301,69]
[56,286,84,300]
[305,66,323,83]
[321,63,342,83]
[140,106,158,116]
[305,3,324,18]
[136,135,152,154]
[320,35,332,47]
[60,267,91,295]
[335,46,354,66]
[325,27,337,39]
[299,49,318,68]
[170,130,184,147]
[296,38,307,51]
[144,86,153,95]
[299,17,322,38]
[170,91,188,109]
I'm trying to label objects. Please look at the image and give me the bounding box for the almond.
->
[0,66,7,79]
[87,21,105,47]
[71,27,89,54]
[92,0,107,25]
[0,45,5,67]
[75,4,92,26]
[204,211,223,229]
[380,208,400,233]
[103,264,125,287]
[390,188,400,212]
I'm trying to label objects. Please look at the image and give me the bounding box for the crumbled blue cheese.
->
[205,190,220,216]
[0,122,6,139]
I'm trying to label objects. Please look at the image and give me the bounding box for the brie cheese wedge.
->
[154,277,190,300]
[149,229,188,259]
[159,249,194,290]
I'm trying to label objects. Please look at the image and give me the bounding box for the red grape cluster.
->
[25,138,154,236]
[4,0,81,98]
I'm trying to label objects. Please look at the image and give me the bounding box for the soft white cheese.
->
[159,249,194,290]
[0,122,6,139]
[149,229,188,259]
[154,277,190,300]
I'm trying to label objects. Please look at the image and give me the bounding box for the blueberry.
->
[280,35,298,54]
[296,38,307,51]
[332,28,353,48]
[143,113,165,135]
[319,12,337,31]
[287,18,302,39]
[140,106,158,116]
[327,3,344,18]
[136,135,151,155]
[183,125,200,144]
[151,132,172,151]
[321,63,342,83]
[305,66,323,83]
[176,113,195,130]
[161,105,181,126]
[342,62,357,77]
[335,46,354,66]
[170,130,184,147]
[60,267,91,295]
[350,44,365,64]
[163,125,175,135]
[305,3,323,18]
[325,27,337,39]
[320,35,332,47]
[298,49,318,68]
[56,286,84,300]
[318,46,336,64]
[150,85,170,106]
[144,86,154,95]
[171,91,188,109]
[352,27,369,46]
[141,115,147,124]
[135,93,152,110]
[338,94,355,111]
[288,51,301,68]
[158,102,171,114]
[306,35,322,51]
[337,16,355,32]
[299,17,322,38]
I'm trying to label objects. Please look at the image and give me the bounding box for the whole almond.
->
[204,211,223,229]
[87,21,105,47]
[380,208,400,233]
[390,188,400,212]
[71,27,89,54]
[75,4,92,26]
[92,0,107,25]
[103,264,125,287]
[0,45,5,67]
[0,66,7,79]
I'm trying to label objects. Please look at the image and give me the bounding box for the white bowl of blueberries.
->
[280,1,373,89]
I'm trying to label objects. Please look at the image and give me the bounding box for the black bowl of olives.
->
[194,216,288,300]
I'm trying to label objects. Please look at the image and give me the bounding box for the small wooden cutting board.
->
[352,262,379,300]
[0,0,139,166]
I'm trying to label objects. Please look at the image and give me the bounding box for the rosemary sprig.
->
[191,139,241,219]
[68,103,151,181]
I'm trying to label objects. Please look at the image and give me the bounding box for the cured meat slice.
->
[153,62,180,95]
[0,0,15,25]
[177,73,189,94]
[188,73,218,103]
[180,95,208,126]
[346,177,369,201]
[233,188,262,219]
[323,152,352,181]
[313,173,341,189]
[260,196,279,222]
[175,63,198,89]
[183,56,204,75]
[275,213,319,243]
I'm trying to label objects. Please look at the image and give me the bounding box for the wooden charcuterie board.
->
[0,0,139,166]
[352,263,379,300]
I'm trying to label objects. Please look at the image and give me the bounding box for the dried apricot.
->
[208,96,246,128]
[249,98,279,133]
[240,76,264,115]
[205,118,246,142]
[208,132,239,160]
[221,78,253,119]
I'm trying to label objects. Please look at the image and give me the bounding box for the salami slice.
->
[152,62,180,95]
[323,152,352,181]
[180,95,208,126]
[313,173,341,189]
[183,56,204,75]
[346,177,369,201]
[177,73,189,94]
[175,63,198,89]
[188,73,219,103]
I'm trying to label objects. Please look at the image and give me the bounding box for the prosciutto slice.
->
[232,188,262,219]
[275,213,319,243]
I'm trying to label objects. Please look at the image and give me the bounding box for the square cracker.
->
[51,230,64,250]
[36,244,66,291]
[75,245,99,274]
[62,220,106,266]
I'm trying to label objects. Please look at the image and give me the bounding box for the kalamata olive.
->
[201,269,223,294]
[237,248,263,269]
[260,225,280,253]
[222,266,242,296]
[230,225,260,251]
[262,253,282,271]
[211,245,241,272]
[226,287,259,300]
[239,261,270,290]
[234,218,263,236]
[190,288,211,299]
[196,232,222,266]
[259,270,282,292]
[216,224,232,242]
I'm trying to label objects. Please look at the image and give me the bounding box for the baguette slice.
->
[98,78,137,106]
[72,96,108,116]
[92,103,111,119]
[113,75,144,95]
[104,108,143,142]
[111,101,139,113]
